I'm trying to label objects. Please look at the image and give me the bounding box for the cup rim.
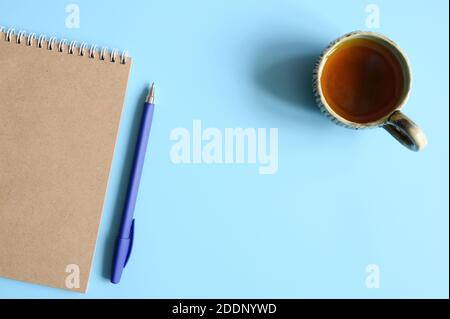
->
[315,31,413,128]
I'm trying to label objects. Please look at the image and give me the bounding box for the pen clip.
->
[124,219,135,266]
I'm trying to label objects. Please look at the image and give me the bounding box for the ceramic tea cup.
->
[313,31,427,151]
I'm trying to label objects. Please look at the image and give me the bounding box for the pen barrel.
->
[119,102,155,238]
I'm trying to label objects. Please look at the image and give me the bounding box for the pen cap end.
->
[111,234,134,284]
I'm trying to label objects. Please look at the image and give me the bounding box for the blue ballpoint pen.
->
[111,83,156,284]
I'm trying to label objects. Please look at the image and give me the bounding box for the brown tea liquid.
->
[320,38,405,124]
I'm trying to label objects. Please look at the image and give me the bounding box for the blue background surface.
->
[0,0,448,298]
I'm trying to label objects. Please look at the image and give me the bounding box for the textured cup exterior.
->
[313,31,412,130]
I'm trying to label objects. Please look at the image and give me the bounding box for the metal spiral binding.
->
[0,26,128,64]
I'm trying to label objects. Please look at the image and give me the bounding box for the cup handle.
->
[383,111,427,151]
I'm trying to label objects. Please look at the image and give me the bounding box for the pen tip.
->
[146,83,155,104]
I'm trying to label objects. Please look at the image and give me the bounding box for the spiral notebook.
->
[0,27,132,292]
